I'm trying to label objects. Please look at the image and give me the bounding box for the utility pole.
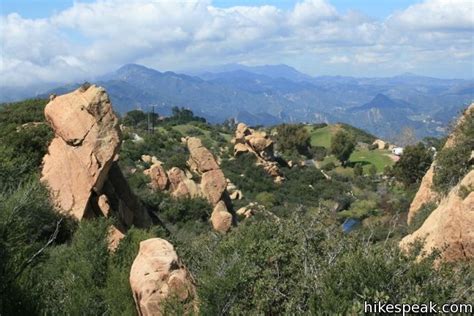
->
[151,105,155,134]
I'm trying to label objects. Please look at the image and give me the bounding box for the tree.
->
[330,130,355,167]
[392,143,433,187]
[275,124,311,157]
[353,163,363,177]
[122,110,147,127]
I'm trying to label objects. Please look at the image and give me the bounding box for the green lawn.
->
[317,149,394,175]
[349,149,394,173]
[307,125,340,148]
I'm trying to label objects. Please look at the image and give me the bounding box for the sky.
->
[1,0,473,88]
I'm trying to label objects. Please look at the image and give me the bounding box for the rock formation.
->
[41,85,152,248]
[407,165,438,224]
[372,139,386,150]
[407,103,474,224]
[143,137,234,232]
[231,123,284,183]
[401,104,474,262]
[130,238,197,316]
[400,170,474,262]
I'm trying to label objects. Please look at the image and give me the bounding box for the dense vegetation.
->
[433,108,473,194]
[1,102,472,315]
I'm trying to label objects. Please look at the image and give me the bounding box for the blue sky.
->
[1,0,422,19]
[1,0,473,88]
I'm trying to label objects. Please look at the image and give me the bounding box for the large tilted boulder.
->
[186,136,219,173]
[41,85,152,247]
[130,238,197,316]
[400,170,474,262]
[231,123,284,183]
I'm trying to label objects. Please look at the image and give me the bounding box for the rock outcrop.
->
[407,103,474,224]
[130,238,197,316]
[143,137,234,232]
[231,123,284,183]
[372,139,386,150]
[400,170,474,262]
[41,85,152,248]
[401,104,474,262]
[407,165,438,224]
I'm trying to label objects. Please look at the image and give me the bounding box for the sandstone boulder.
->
[144,163,169,191]
[372,139,386,150]
[186,137,219,173]
[201,169,227,205]
[211,201,233,233]
[167,167,187,192]
[130,238,197,316]
[41,85,152,249]
[42,85,121,219]
[231,122,284,182]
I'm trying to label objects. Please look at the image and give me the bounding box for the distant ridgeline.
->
[14,63,471,140]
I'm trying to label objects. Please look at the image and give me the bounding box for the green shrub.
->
[393,143,433,187]
[337,199,379,220]
[330,130,356,167]
[275,124,311,157]
[433,146,471,194]
[433,107,473,194]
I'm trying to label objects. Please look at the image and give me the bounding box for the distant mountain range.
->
[4,63,473,140]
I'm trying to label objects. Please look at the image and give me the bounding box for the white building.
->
[392,147,404,156]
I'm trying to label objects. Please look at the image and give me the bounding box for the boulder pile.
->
[41,85,152,248]
[143,137,234,233]
[130,238,197,316]
[231,123,284,183]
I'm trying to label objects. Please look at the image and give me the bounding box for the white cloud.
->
[1,0,473,88]
[328,55,349,64]
[388,0,474,31]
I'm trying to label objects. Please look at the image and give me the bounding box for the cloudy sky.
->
[1,0,473,88]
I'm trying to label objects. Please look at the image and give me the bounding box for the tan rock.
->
[372,139,386,150]
[41,85,152,249]
[201,169,227,205]
[211,201,233,233]
[186,137,219,173]
[406,104,474,224]
[234,143,250,156]
[41,85,121,219]
[130,238,197,316]
[167,167,187,192]
[231,123,284,182]
[171,179,201,199]
[229,190,243,200]
[400,170,474,262]
[145,163,169,191]
[235,123,251,140]
[141,155,153,164]
[108,226,125,252]
[407,165,438,224]
[98,194,111,217]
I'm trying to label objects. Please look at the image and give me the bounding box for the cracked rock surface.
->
[41,85,151,247]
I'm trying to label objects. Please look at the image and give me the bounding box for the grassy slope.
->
[309,124,393,174]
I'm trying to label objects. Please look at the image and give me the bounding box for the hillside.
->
[0,88,472,315]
